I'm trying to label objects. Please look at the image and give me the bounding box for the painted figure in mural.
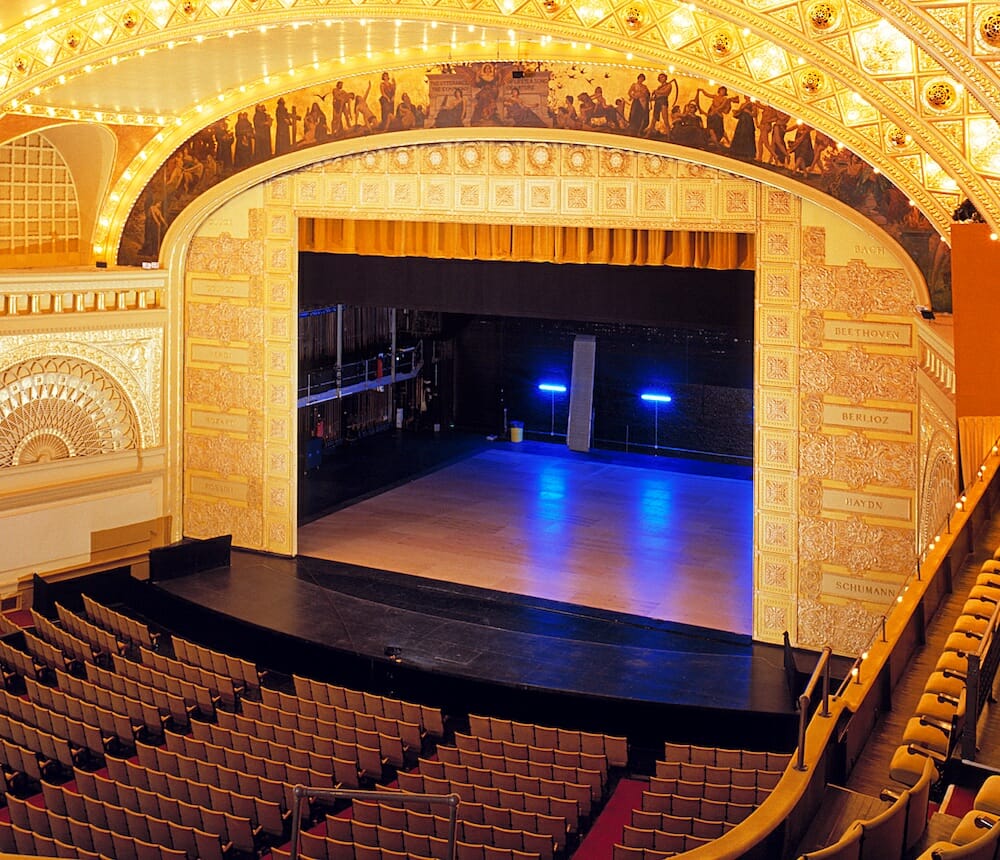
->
[627,73,650,135]
[379,72,397,131]
[391,93,418,131]
[234,112,254,169]
[140,184,168,257]
[331,82,355,136]
[274,98,293,155]
[471,79,502,125]
[577,91,596,126]
[301,102,329,145]
[253,104,273,162]
[435,88,466,128]
[555,95,581,129]
[213,118,234,175]
[591,87,620,128]
[729,96,756,160]
[770,109,791,167]
[649,73,678,138]
[505,88,547,127]
[696,85,739,147]
[355,82,379,131]
[787,123,814,174]
[669,101,707,148]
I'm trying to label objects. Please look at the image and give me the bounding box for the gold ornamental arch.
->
[2,0,1000,245]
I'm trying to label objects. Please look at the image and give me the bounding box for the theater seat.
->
[950,811,1000,846]
[973,776,1000,817]
[797,822,862,859]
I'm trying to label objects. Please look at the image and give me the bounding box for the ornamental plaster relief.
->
[0,327,163,451]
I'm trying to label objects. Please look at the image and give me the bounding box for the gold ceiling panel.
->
[0,0,995,233]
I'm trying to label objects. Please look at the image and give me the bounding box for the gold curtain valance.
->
[300,219,755,271]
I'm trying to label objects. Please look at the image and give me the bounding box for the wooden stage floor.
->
[144,437,794,743]
[298,440,753,635]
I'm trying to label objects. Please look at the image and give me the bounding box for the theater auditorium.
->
[4,0,1000,857]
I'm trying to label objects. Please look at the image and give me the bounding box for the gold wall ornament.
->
[122,10,140,30]
[0,357,140,468]
[799,69,825,96]
[886,124,911,149]
[65,32,81,50]
[807,0,840,31]
[13,57,28,74]
[623,5,644,30]
[542,0,560,14]
[979,9,1000,48]
[181,0,198,15]
[710,29,734,57]
[923,79,958,112]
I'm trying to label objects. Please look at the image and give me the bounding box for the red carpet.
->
[572,778,646,860]
[942,784,976,819]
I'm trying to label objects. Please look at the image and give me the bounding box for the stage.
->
[104,436,801,753]
[298,440,753,635]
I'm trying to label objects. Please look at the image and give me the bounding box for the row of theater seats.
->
[0,815,184,860]
[452,731,608,779]
[912,776,1000,859]
[892,556,1000,791]
[32,609,121,674]
[8,772,255,857]
[201,713,383,789]
[242,697,416,768]
[327,811,555,859]
[104,753,287,838]
[293,674,447,740]
[395,769,583,833]
[274,834,541,860]
[171,633,262,698]
[610,742,792,858]
[466,713,628,769]
[798,548,1000,858]
[430,745,604,798]
[0,594,636,860]
[81,593,158,652]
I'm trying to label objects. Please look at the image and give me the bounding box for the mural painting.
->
[118,61,951,307]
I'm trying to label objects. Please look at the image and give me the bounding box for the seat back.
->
[859,791,907,860]
[799,822,863,860]
[904,757,938,852]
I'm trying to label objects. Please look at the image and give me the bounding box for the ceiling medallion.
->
[807,1,840,31]
[799,69,825,95]
[623,5,644,30]
[923,79,958,112]
[710,30,734,57]
[885,125,911,149]
[978,9,1000,48]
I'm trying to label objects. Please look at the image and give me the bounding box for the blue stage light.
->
[640,392,672,403]
[538,383,567,394]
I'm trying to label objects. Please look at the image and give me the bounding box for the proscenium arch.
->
[101,46,958,263]
[55,4,998,257]
[164,130,929,648]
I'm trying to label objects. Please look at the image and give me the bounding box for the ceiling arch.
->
[1,0,998,239]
